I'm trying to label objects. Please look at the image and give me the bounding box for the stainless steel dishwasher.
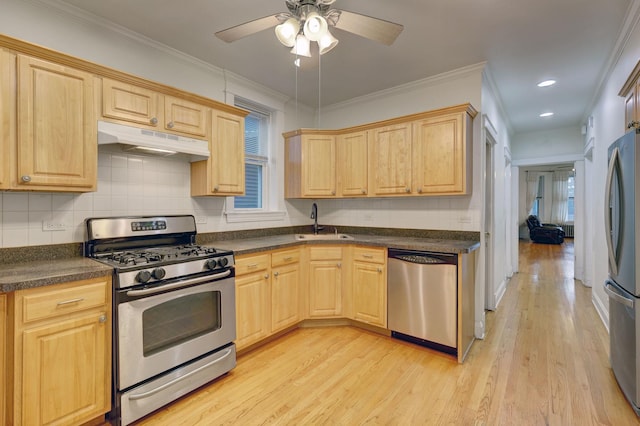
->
[387,248,457,353]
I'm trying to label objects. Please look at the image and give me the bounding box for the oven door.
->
[117,273,235,390]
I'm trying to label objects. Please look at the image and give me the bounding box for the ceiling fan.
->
[215,0,403,56]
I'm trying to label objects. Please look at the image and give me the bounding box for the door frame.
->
[482,115,497,313]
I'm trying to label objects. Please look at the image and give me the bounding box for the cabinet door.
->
[17,55,97,190]
[625,83,638,131]
[21,311,109,425]
[164,95,209,138]
[368,123,412,195]
[352,261,387,327]
[0,50,14,189]
[413,113,465,194]
[337,131,368,196]
[308,260,343,317]
[235,272,270,350]
[302,134,336,197]
[271,263,300,332]
[209,109,245,195]
[102,78,161,127]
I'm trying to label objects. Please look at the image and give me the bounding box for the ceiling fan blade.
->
[334,10,403,46]
[215,14,281,43]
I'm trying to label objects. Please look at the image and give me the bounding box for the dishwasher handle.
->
[388,248,457,265]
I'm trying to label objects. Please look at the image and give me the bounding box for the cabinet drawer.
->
[271,248,300,267]
[20,278,109,324]
[353,246,386,264]
[235,253,270,275]
[309,246,342,261]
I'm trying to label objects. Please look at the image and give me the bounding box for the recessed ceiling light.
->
[537,80,556,87]
[539,112,554,117]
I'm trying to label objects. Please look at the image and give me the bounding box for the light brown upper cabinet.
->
[413,112,468,195]
[284,104,477,199]
[1,53,97,191]
[191,109,246,196]
[285,132,336,198]
[620,60,640,131]
[368,122,413,196]
[102,78,209,138]
[337,131,368,197]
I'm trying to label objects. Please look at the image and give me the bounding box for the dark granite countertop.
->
[211,233,480,256]
[0,257,113,293]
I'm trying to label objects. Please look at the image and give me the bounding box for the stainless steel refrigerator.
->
[604,130,640,416]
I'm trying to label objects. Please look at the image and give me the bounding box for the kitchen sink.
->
[295,233,354,241]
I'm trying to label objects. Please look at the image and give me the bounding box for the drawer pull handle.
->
[362,254,374,259]
[284,256,293,261]
[57,298,84,306]
[247,264,258,269]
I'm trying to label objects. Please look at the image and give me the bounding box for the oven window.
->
[142,291,222,356]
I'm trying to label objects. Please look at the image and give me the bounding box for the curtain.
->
[525,172,540,222]
[551,171,571,224]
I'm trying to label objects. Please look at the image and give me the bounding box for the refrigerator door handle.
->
[604,280,634,308]
[605,147,620,276]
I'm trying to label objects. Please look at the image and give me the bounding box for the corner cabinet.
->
[284,132,336,198]
[0,51,97,191]
[9,276,112,426]
[191,109,246,196]
[284,104,477,199]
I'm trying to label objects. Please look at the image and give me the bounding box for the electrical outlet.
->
[42,221,67,231]
[458,216,472,224]
[195,216,208,224]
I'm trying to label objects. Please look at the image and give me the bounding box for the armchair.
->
[525,215,565,244]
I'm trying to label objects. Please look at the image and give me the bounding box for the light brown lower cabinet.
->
[308,246,343,318]
[8,276,112,426]
[351,246,387,328]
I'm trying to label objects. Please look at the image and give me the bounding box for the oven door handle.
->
[127,347,234,401]
[126,269,232,297]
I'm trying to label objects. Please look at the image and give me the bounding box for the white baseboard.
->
[494,278,507,309]
[592,291,609,333]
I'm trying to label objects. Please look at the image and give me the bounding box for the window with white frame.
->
[531,175,544,217]
[233,99,270,210]
[567,174,575,222]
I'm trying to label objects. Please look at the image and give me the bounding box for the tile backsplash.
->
[0,147,225,248]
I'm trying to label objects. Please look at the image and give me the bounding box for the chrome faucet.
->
[311,202,319,234]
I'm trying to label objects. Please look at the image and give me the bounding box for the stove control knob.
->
[218,257,229,267]
[152,268,166,280]
[135,270,152,283]
[205,259,218,270]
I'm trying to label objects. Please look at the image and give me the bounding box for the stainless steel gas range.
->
[85,215,236,426]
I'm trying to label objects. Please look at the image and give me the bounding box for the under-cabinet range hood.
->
[97,120,210,162]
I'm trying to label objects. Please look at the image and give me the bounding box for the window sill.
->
[224,210,287,223]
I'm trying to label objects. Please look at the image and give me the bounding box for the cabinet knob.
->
[213,186,219,192]
[377,267,383,273]
[99,315,107,323]
[405,187,411,193]
[331,190,336,195]
[21,175,31,183]
[167,121,175,129]
[361,189,366,194]
[274,271,279,277]
[337,262,342,268]
[150,117,158,125]
[417,188,423,194]
[264,274,269,279]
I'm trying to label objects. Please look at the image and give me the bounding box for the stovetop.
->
[84,215,235,289]
[94,244,223,268]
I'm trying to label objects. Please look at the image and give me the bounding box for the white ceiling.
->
[55,0,632,135]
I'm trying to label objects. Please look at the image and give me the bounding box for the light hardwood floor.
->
[133,240,639,425]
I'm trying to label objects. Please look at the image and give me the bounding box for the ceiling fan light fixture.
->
[275,17,300,47]
[318,30,339,55]
[291,34,312,57]
[303,12,328,41]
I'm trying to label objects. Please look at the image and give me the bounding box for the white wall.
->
[512,126,584,161]
[585,2,640,326]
